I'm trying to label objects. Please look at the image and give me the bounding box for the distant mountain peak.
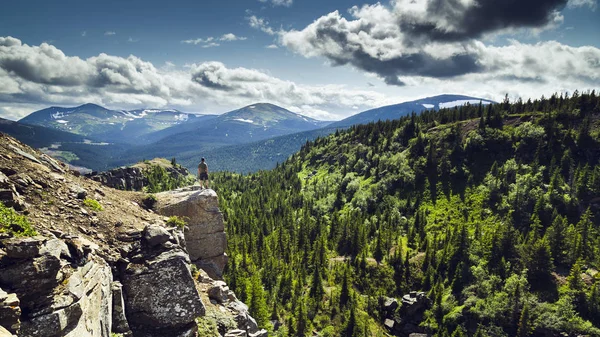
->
[77,103,107,109]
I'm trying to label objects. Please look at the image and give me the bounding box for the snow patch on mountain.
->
[234,118,254,124]
[174,114,189,122]
[51,111,74,119]
[422,104,435,109]
[56,120,68,124]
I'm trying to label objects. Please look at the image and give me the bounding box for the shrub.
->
[0,201,37,237]
[166,216,187,229]
[83,198,103,211]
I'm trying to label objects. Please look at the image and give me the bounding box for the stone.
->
[2,236,46,259]
[208,281,230,304]
[143,224,171,247]
[155,187,228,277]
[225,330,247,337]
[7,255,113,337]
[235,310,258,334]
[40,238,71,259]
[70,185,87,199]
[111,281,131,333]
[8,144,41,164]
[197,269,213,284]
[383,291,431,336]
[0,288,20,334]
[117,227,142,242]
[39,154,65,173]
[121,249,205,334]
[383,296,399,313]
[249,329,268,337]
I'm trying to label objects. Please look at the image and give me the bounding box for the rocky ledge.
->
[155,186,228,279]
[0,134,262,337]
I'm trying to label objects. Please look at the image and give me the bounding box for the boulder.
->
[155,187,228,278]
[249,330,268,337]
[143,224,171,247]
[208,280,230,304]
[121,249,205,336]
[2,236,46,259]
[225,330,247,337]
[383,296,399,314]
[383,291,431,337]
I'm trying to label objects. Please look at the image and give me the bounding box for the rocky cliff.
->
[86,158,190,191]
[0,134,264,337]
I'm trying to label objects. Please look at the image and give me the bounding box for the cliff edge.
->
[0,134,264,337]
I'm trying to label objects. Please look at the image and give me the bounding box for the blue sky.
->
[0,0,599,120]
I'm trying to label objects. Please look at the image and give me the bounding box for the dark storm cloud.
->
[401,0,568,41]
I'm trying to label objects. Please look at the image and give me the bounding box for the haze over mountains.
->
[18,103,213,145]
[5,94,492,172]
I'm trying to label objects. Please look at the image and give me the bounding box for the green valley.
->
[213,91,600,336]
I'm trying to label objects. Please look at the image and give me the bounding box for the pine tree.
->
[516,303,531,337]
[340,266,351,308]
[309,264,324,301]
[249,274,270,328]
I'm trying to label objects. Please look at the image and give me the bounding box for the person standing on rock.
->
[197,157,209,189]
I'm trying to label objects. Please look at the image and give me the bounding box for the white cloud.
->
[0,37,387,120]
[202,42,220,48]
[104,31,116,36]
[81,31,87,37]
[248,16,276,35]
[567,0,597,9]
[277,1,600,87]
[258,0,293,7]
[265,44,279,49]
[181,37,213,45]
[182,34,246,47]
[219,33,247,41]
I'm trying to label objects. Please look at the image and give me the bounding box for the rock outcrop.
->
[86,167,146,191]
[0,235,113,337]
[155,186,228,278]
[86,159,189,191]
[382,291,431,337]
[0,134,260,337]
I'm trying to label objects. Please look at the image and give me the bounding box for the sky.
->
[0,0,599,121]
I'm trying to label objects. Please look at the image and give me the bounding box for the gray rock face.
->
[0,236,113,337]
[2,236,46,259]
[86,165,189,192]
[86,167,146,191]
[121,249,205,336]
[0,288,20,334]
[111,281,130,333]
[155,187,228,278]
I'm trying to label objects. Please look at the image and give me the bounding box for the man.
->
[197,157,209,189]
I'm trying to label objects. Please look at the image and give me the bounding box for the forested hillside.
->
[213,91,600,337]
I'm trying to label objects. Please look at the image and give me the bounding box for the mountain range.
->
[18,103,214,145]
[5,94,493,172]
